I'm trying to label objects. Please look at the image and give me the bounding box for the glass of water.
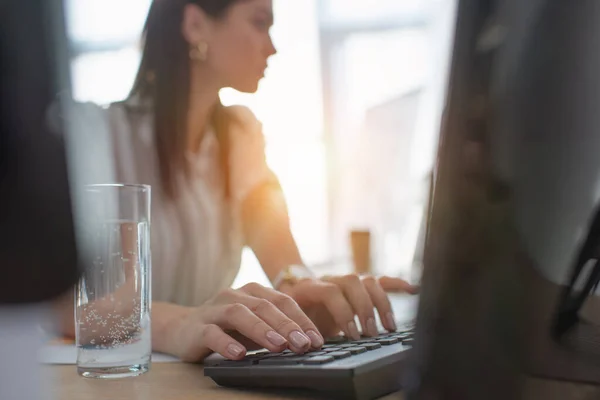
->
[75,184,151,379]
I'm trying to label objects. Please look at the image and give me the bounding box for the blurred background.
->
[65,0,457,287]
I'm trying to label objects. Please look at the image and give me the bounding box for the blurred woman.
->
[57,0,416,362]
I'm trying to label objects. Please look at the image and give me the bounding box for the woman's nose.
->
[267,36,277,57]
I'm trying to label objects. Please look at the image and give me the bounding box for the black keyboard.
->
[204,325,414,400]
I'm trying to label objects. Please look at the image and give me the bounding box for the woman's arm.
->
[52,290,191,355]
[150,301,194,355]
[240,178,418,340]
[52,290,76,338]
[241,179,304,283]
[50,283,323,361]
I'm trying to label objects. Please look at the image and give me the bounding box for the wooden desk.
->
[47,363,404,400]
[45,291,600,399]
[47,363,600,400]
[46,294,417,400]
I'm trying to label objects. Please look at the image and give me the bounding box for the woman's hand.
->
[164,283,324,363]
[278,275,418,340]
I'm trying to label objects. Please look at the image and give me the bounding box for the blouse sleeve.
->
[47,95,117,187]
[226,105,278,203]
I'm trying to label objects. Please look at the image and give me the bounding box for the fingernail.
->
[386,312,397,332]
[227,343,245,358]
[306,330,324,348]
[289,330,310,349]
[367,317,378,337]
[348,321,360,340]
[266,331,287,347]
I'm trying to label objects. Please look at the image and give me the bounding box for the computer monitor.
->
[408,0,600,398]
[0,0,79,303]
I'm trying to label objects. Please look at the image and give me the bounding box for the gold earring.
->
[189,41,208,61]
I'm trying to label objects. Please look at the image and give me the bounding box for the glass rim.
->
[85,183,151,192]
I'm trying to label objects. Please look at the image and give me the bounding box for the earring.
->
[189,41,209,61]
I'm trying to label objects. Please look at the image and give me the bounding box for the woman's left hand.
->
[278,275,418,340]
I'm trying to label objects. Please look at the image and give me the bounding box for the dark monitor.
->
[0,0,79,303]
[409,0,600,398]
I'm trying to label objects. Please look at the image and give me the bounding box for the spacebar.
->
[257,358,306,366]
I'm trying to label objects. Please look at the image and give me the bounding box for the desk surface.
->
[47,294,419,400]
[47,363,600,400]
[47,363,404,400]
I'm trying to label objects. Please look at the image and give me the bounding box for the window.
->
[318,0,457,281]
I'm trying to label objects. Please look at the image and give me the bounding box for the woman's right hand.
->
[166,283,325,362]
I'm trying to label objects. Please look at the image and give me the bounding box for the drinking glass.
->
[75,184,151,378]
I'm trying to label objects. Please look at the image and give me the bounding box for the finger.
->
[230,289,312,353]
[327,275,378,337]
[362,276,397,332]
[378,276,419,294]
[240,283,322,349]
[227,331,271,352]
[206,303,291,354]
[198,324,247,362]
[310,281,360,340]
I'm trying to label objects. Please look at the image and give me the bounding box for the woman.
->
[58,0,417,362]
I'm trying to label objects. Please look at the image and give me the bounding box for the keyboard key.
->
[345,346,368,355]
[322,347,342,352]
[303,356,335,365]
[280,353,308,358]
[392,331,412,337]
[248,349,270,356]
[324,336,348,344]
[220,360,256,367]
[402,338,414,346]
[327,351,351,359]
[246,353,275,360]
[354,339,377,345]
[362,342,382,351]
[308,351,327,357]
[258,357,308,366]
[247,353,279,360]
[376,337,399,345]
[338,344,355,349]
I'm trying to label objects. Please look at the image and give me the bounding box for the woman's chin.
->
[231,78,261,94]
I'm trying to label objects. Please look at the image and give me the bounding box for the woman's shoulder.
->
[45,94,118,185]
[109,95,153,116]
[224,104,256,120]
[45,94,111,139]
[223,105,262,137]
[47,93,151,129]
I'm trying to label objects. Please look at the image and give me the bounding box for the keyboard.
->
[204,323,414,400]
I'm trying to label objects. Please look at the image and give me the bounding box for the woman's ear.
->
[181,3,211,45]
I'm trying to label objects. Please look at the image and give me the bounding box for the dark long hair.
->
[129,0,240,199]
